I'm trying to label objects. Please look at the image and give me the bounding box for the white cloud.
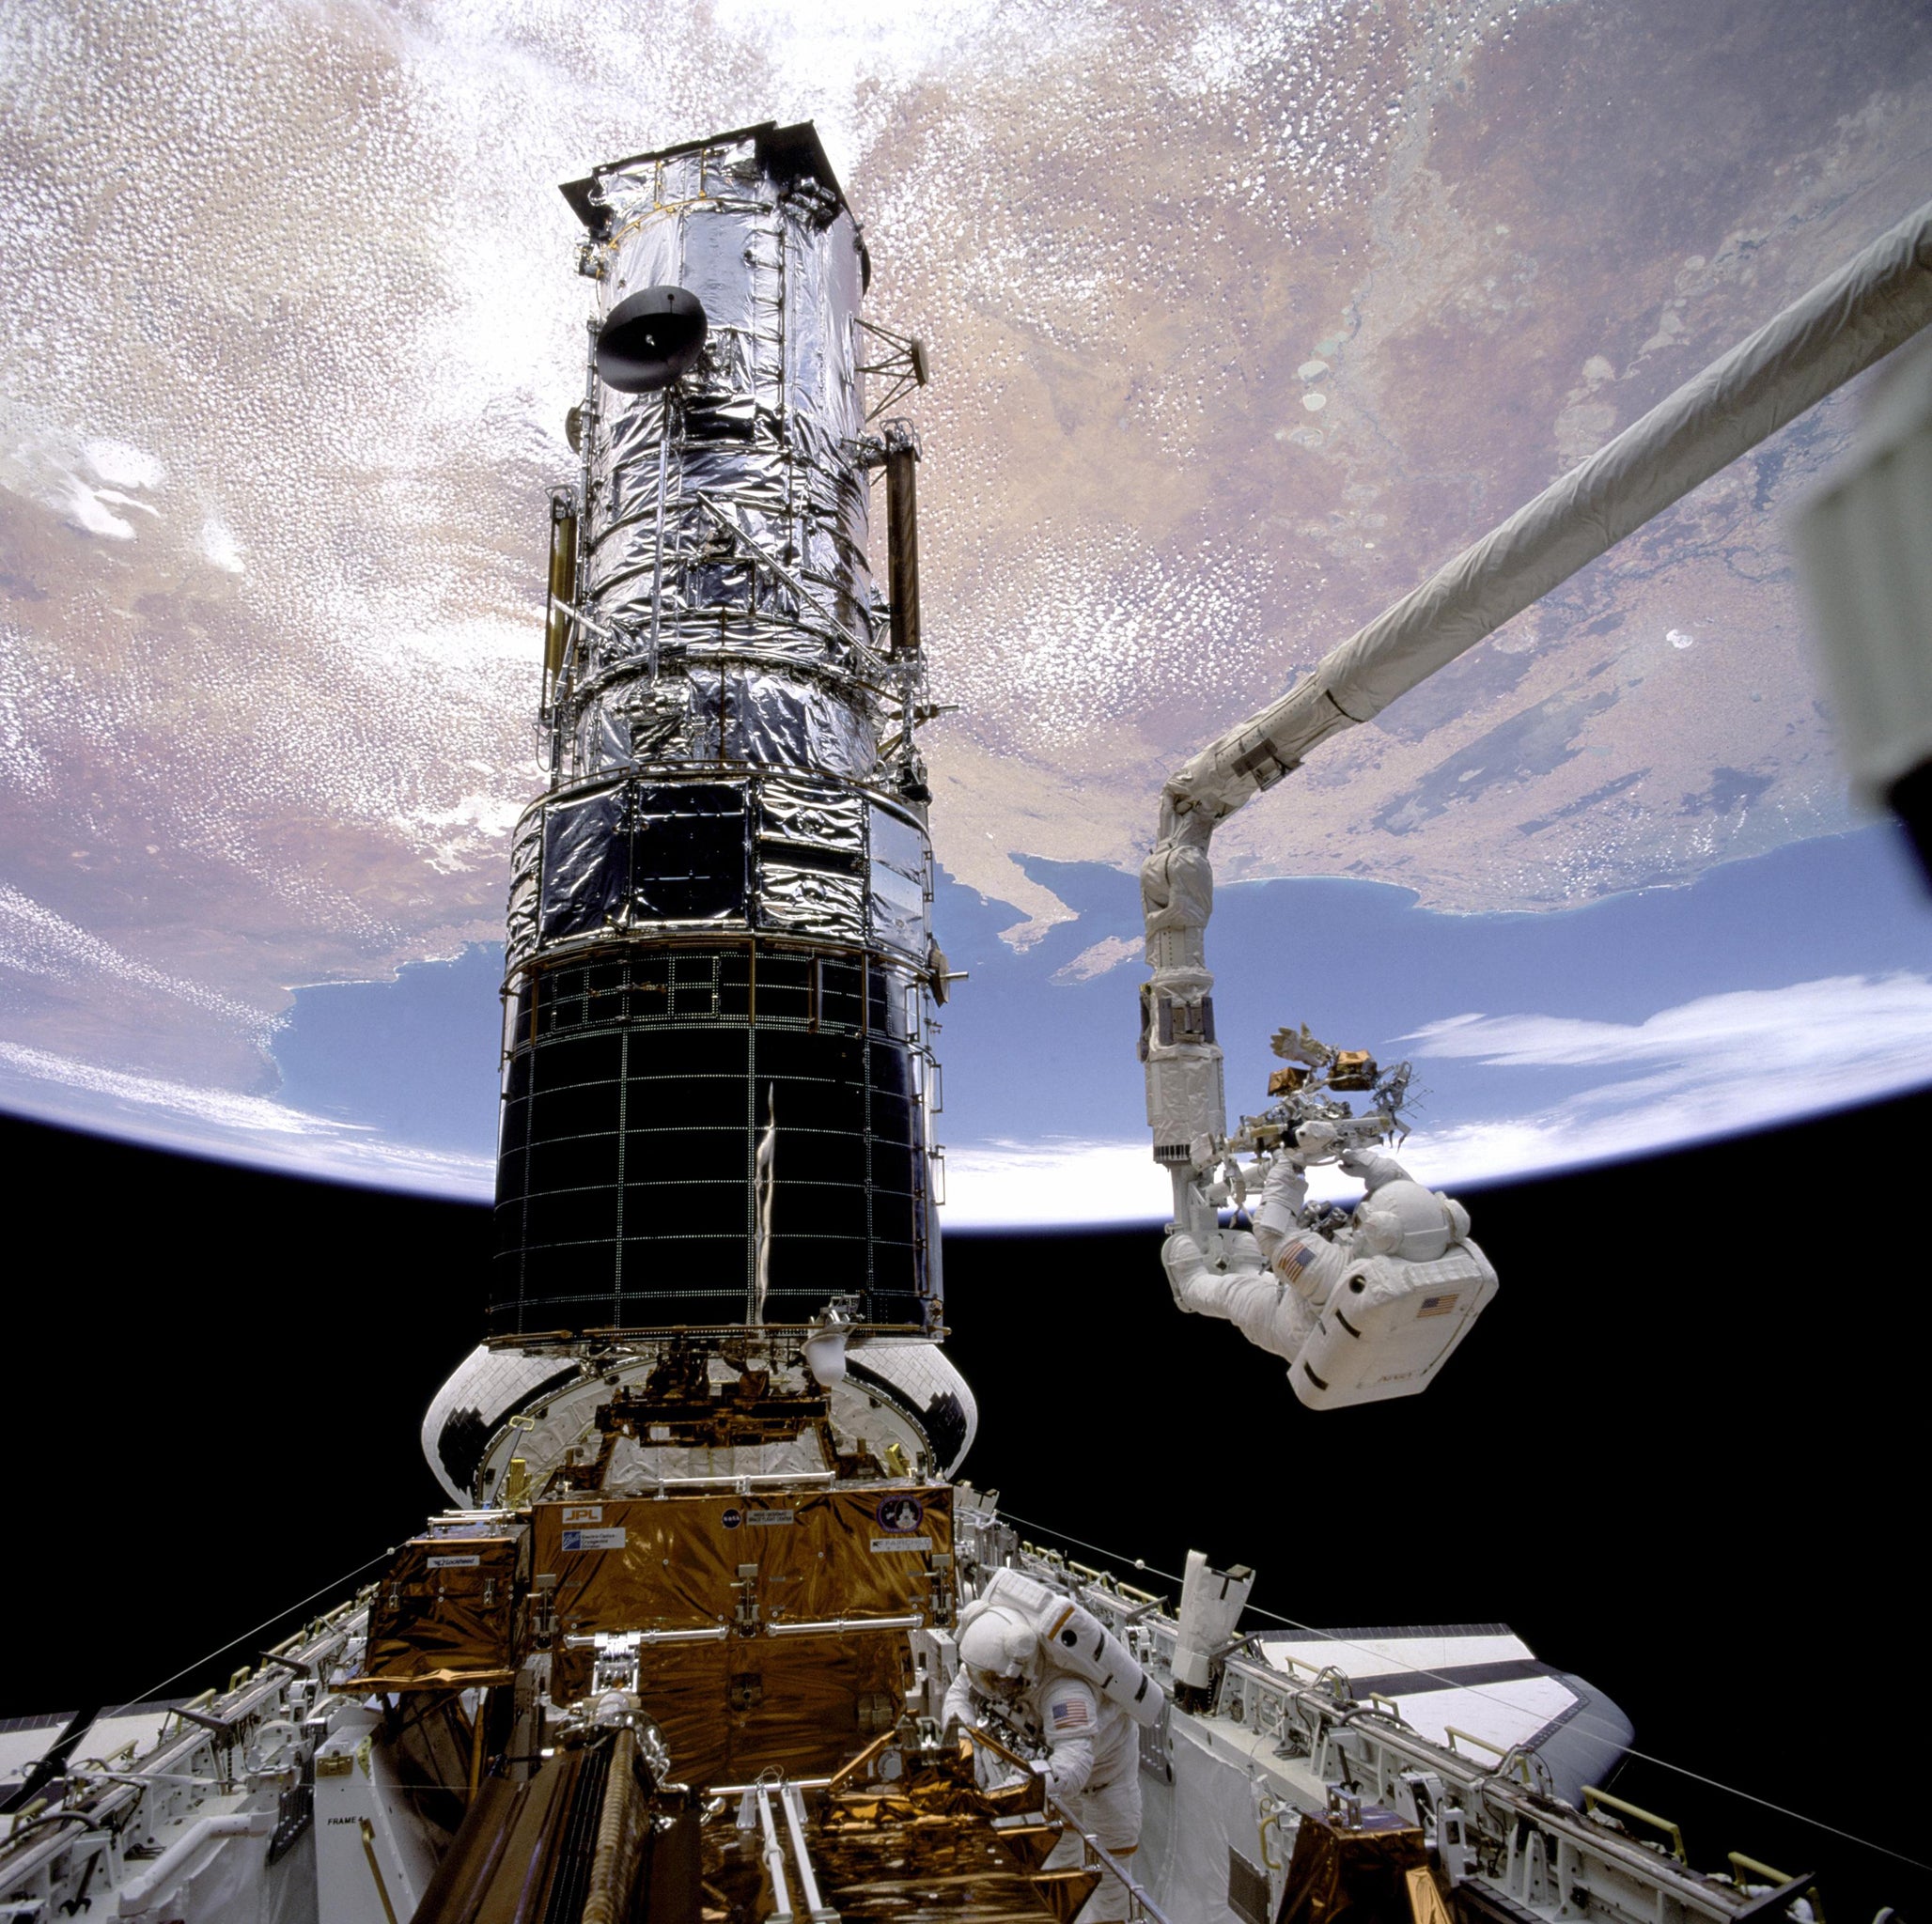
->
[0,884,271,1037]
[943,1137,1171,1227]
[394,790,528,873]
[0,423,165,541]
[84,440,165,490]
[7,974,1928,1228]
[0,1043,493,1201]
[201,516,244,573]
[1397,972,1932,1186]
[1406,970,1932,1091]
[943,1135,1394,1227]
[943,974,1932,1224]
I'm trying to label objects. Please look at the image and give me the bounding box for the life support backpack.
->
[962,1567,1164,1727]
[1290,1238,1499,1409]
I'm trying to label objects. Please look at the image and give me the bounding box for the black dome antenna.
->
[595,285,709,392]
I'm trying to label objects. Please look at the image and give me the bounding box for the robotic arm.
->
[1141,203,1932,1402]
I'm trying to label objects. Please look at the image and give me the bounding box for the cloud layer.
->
[945,971,1932,1224]
[4,970,1926,1222]
[2,2,1929,1207]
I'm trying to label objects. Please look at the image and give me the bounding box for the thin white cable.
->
[101,1545,396,1724]
[998,1507,1932,1876]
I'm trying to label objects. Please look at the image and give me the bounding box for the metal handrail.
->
[563,1625,729,1649]
[1044,1790,1174,1924]
[766,1613,924,1638]
[1584,1785,1687,1863]
[1729,1853,1823,1917]
[652,1470,837,1491]
[969,1528,1775,1923]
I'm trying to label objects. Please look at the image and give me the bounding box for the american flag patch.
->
[1416,1294,1458,1319]
[1281,1240,1317,1280]
[1049,1695,1092,1732]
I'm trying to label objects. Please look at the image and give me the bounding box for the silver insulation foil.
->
[519,126,934,972]
[567,133,880,786]
[506,775,930,969]
[495,125,943,1341]
[572,665,875,780]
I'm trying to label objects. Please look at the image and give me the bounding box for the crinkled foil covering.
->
[569,133,879,787]
[501,131,939,1337]
[359,1533,525,1686]
[506,770,928,969]
[534,1487,950,1787]
[631,1637,909,1790]
[706,1752,1094,1923]
[1276,1808,1441,1924]
[533,1486,950,1644]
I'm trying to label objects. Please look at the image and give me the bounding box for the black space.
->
[2,1094,1924,1917]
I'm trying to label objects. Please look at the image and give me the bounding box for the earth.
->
[1,0,1929,1192]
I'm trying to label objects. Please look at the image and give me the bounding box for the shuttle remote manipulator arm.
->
[1142,199,1932,1401]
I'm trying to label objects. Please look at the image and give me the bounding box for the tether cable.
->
[997,1506,1932,1877]
[101,1545,397,1726]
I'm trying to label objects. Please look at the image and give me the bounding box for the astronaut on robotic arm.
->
[1161,1120,1493,1401]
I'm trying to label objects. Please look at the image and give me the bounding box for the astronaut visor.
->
[968,1664,1024,1699]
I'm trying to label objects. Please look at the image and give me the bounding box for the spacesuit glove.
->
[1262,1163,1309,1213]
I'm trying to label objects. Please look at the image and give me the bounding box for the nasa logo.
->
[722,1508,742,1529]
[875,1496,924,1533]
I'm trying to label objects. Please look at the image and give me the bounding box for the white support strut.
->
[1141,197,1932,1234]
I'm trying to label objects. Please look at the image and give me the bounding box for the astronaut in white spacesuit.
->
[942,1600,1143,1922]
[1162,1122,1472,1363]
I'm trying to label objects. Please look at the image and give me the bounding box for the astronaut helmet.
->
[1352,1179,1453,1262]
[958,1605,1038,1699]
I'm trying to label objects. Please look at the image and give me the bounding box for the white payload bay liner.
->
[422,1338,980,1508]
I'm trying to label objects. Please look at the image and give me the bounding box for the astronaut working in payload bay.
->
[1162,1121,1475,1360]
[943,1596,1144,1922]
